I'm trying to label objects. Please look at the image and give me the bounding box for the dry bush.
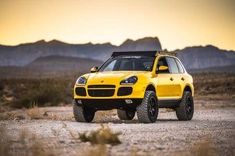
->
[79,124,121,145]
[26,104,44,120]
[0,78,73,108]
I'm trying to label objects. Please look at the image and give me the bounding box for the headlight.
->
[76,77,87,85]
[120,76,138,85]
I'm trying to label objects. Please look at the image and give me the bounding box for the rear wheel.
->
[137,91,158,123]
[176,91,194,121]
[117,109,135,120]
[73,101,95,122]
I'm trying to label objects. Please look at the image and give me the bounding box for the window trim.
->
[175,58,185,74]
[155,56,170,74]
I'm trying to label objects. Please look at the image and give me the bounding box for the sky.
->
[0,0,234,50]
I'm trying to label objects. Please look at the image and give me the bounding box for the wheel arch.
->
[145,84,156,93]
[183,85,192,93]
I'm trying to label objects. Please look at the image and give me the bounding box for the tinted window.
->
[103,60,116,71]
[166,57,179,74]
[99,56,155,71]
[157,57,170,73]
[175,59,184,73]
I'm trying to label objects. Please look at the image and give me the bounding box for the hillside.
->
[0,37,162,66]
[0,56,103,79]
[176,45,235,70]
[0,37,235,74]
[26,55,103,73]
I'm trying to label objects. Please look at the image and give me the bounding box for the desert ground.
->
[0,73,235,156]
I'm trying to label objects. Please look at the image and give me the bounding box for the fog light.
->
[76,100,82,104]
[125,99,133,104]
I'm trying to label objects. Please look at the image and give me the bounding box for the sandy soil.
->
[0,100,235,156]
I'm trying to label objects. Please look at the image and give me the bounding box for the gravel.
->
[1,107,235,156]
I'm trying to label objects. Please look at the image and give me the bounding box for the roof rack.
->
[158,51,177,56]
[111,51,176,57]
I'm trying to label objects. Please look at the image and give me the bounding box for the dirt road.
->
[1,103,234,156]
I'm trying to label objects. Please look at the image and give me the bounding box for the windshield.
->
[99,56,155,72]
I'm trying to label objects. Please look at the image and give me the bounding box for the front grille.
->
[75,87,86,96]
[88,89,115,97]
[88,85,115,88]
[117,87,132,96]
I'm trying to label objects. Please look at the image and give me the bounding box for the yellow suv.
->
[73,51,194,123]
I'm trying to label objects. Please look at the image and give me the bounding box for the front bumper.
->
[74,99,143,110]
[73,84,146,99]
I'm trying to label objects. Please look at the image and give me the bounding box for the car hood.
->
[85,71,150,85]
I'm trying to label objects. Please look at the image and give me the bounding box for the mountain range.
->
[0,37,235,74]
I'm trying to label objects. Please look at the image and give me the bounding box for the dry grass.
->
[79,124,121,145]
[193,73,235,100]
[0,78,73,108]
[26,104,43,119]
[0,127,55,156]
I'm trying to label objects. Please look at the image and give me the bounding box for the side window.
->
[156,57,170,73]
[103,60,116,71]
[175,59,184,73]
[166,57,179,74]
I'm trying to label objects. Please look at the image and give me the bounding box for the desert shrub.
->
[79,124,121,145]
[0,78,74,108]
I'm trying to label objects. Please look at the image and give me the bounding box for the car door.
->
[156,56,182,99]
[165,57,182,98]
[156,56,175,99]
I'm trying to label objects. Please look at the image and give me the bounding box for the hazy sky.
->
[0,0,234,50]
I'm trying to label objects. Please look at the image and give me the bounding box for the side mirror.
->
[90,66,98,73]
[158,65,168,71]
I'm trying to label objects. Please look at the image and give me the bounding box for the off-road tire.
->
[137,91,158,123]
[176,91,194,121]
[73,102,95,122]
[117,109,135,120]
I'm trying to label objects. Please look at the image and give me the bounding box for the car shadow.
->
[93,118,179,124]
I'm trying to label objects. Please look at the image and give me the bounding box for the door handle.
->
[181,77,185,81]
[170,77,174,81]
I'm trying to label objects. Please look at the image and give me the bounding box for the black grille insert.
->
[88,89,115,97]
[88,85,115,88]
[117,87,132,96]
[75,87,86,96]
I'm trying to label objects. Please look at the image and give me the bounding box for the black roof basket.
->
[111,51,176,57]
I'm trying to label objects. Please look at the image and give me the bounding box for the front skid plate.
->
[75,99,142,110]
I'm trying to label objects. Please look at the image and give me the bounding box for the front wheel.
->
[73,102,95,122]
[176,91,194,121]
[137,91,158,123]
